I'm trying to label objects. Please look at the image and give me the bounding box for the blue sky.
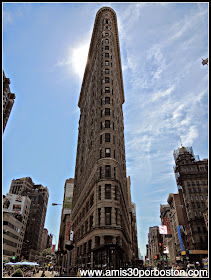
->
[3,2,208,257]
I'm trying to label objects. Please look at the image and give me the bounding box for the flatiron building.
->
[71,7,133,269]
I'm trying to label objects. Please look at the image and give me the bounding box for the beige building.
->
[173,145,208,263]
[70,7,135,269]
[147,226,160,267]
[9,177,49,261]
[160,204,172,263]
[41,228,48,252]
[58,178,74,275]
[3,193,31,259]
[167,191,188,264]
[3,212,22,259]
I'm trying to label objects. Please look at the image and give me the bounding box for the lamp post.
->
[52,203,63,206]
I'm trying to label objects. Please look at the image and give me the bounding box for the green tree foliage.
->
[40,248,52,257]
[12,268,24,277]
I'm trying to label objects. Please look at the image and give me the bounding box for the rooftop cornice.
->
[78,7,125,108]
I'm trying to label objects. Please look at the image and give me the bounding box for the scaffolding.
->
[173,146,200,162]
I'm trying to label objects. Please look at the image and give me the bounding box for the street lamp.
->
[52,203,63,206]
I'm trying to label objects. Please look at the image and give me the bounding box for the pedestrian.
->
[77,268,81,277]
[69,267,75,277]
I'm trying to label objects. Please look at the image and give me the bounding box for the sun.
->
[71,43,90,79]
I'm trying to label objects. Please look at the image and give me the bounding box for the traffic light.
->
[159,243,163,253]
[65,244,74,251]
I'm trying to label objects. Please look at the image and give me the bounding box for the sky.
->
[3,2,208,257]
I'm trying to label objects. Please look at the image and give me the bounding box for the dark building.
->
[70,7,135,269]
[9,177,49,261]
[173,145,208,262]
[3,71,16,133]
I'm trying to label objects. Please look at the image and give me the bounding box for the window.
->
[200,195,203,200]
[99,167,102,179]
[105,60,109,66]
[100,149,102,158]
[114,167,116,177]
[115,185,118,200]
[195,195,198,201]
[114,150,116,159]
[105,97,110,104]
[98,209,101,226]
[105,148,110,157]
[105,53,109,58]
[105,108,110,116]
[90,215,93,229]
[105,19,108,24]
[105,87,110,93]
[85,221,88,233]
[98,186,101,200]
[105,77,110,83]
[105,184,111,199]
[100,122,102,129]
[105,46,109,50]
[100,135,102,144]
[105,39,109,43]
[105,33,109,36]
[105,207,111,225]
[105,120,110,128]
[105,69,109,74]
[105,133,110,142]
[115,208,118,225]
[190,195,193,201]
[105,165,111,177]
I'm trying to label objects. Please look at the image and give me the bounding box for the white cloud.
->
[3,10,13,25]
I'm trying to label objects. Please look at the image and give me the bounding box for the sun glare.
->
[71,43,90,79]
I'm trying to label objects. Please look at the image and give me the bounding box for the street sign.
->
[159,225,167,234]
[70,230,74,241]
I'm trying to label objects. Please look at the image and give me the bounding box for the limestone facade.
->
[71,7,133,269]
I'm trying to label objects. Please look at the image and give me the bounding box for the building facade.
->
[173,145,208,263]
[166,191,188,265]
[41,228,49,252]
[147,226,160,267]
[3,212,22,259]
[3,71,16,133]
[58,178,74,275]
[3,193,31,259]
[70,7,134,269]
[9,177,49,261]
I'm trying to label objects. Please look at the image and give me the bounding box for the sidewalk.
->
[34,270,55,277]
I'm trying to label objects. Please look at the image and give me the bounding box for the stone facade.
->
[9,177,49,261]
[3,212,22,259]
[167,191,188,264]
[173,145,208,262]
[70,7,134,269]
[58,178,74,274]
[147,226,160,267]
[41,228,48,252]
[3,193,31,259]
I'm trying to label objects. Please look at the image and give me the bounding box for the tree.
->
[12,268,24,277]
[40,248,52,257]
